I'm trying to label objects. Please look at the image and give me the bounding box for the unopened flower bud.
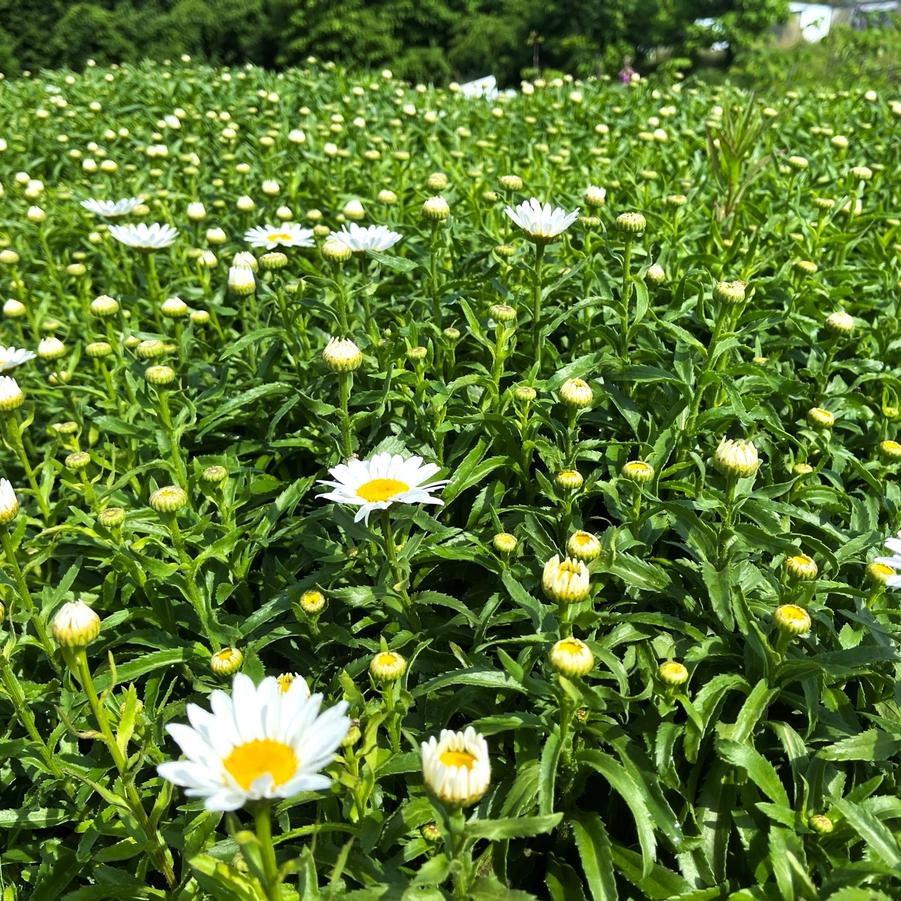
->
[52,600,101,648]
[370,650,407,682]
[210,647,243,676]
[149,485,188,513]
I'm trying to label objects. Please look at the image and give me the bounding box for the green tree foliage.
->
[0,0,791,82]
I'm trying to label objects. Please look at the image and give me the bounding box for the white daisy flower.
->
[317,451,448,524]
[421,726,491,807]
[0,344,36,372]
[80,197,142,218]
[873,533,901,588]
[108,222,178,250]
[244,223,314,250]
[332,223,402,253]
[157,673,350,812]
[504,198,579,242]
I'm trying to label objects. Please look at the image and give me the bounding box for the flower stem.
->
[621,237,633,356]
[338,372,354,459]
[531,242,546,368]
[2,413,50,519]
[252,801,281,901]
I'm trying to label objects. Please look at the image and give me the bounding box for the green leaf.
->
[570,811,618,901]
[466,813,562,840]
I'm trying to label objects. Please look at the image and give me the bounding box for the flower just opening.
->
[713,437,759,478]
[549,637,594,676]
[157,673,350,811]
[51,600,101,648]
[244,222,315,249]
[421,726,490,807]
[317,452,448,524]
[774,603,812,636]
[505,198,579,242]
[542,555,590,604]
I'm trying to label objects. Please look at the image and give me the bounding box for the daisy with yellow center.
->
[244,223,315,250]
[421,726,491,807]
[317,451,448,525]
[870,531,901,589]
[158,673,349,811]
[543,555,590,604]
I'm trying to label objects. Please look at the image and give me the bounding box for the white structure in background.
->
[790,3,833,41]
[789,1,899,41]
[459,75,499,99]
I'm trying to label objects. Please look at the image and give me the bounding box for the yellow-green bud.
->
[658,660,689,686]
[555,469,584,491]
[616,212,646,234]
[492,532,518,555]
[774,603,812,636]
[52,600,101,648]
[549,637,594,676]
[149,485,188,513]
[65,451,91,472]
[145,365,176,386]
[201,465,228,485]
[621,460,655,484]
[97,506,126,528]
[714,280,746,304]
[299,588,326,615]
[210,647,243,676]
[785,554,818,582]
[370,650,407,682]
[566,530,601,562]
[807,407,835,430]
[559,378,593,409]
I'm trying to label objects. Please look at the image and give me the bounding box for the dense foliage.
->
[0,0,791,83]
[1,58,901,899]
[730,20,901,92]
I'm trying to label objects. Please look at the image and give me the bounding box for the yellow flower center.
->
[572,533,592,546]
[557,639,585,655]
[560,561,580,575]
[357,478,409,503]
[223,739,297,791]
[779,604,807,625]
[276,673,295,693]
[884,441,901,452]
[267,232,293,242]
[440,749,476,769]
[872,563,894,576]
[375,652,400,667]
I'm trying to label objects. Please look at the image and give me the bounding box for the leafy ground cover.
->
[0,59,900,900]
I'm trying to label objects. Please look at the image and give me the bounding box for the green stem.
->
[531,242,546,369]
[621,237,633,356]
[338,372,354,459]
[334,264,349,335]
[252,802,280,901]
[156,393,187,488]
[3,414,51,519]
[430,222,442,327]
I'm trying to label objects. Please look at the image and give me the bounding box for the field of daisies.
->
[0,56,900,900]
